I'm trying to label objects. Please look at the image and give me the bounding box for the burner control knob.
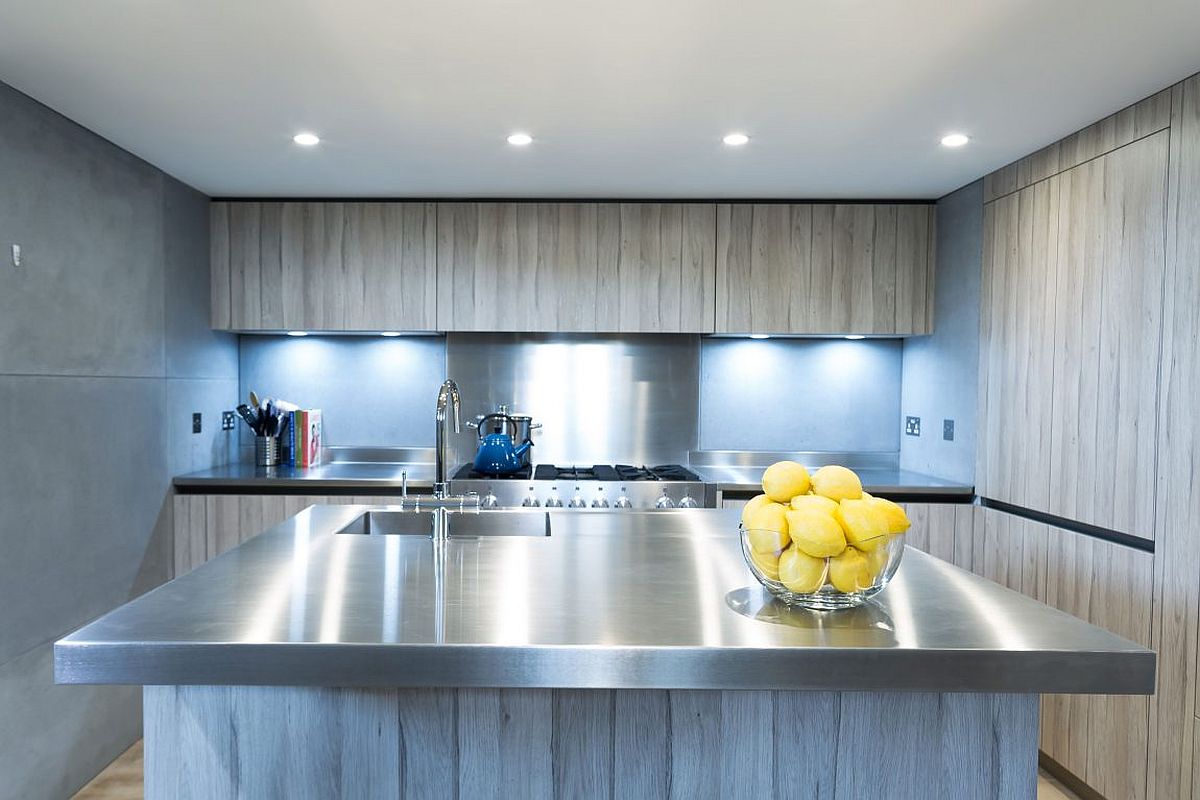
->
[655,490,675,509]
[569,487,588,508]
[678,493,699,509]
[480,490,500,509]
[591,487,609,508]
[614,487,633,509]
[522,486,541,508]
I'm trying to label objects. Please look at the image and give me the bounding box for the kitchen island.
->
[56,506,1152,798]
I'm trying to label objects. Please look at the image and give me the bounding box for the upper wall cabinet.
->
[714,203,936,335]
[211,201,437,331]
[435,202,716,332]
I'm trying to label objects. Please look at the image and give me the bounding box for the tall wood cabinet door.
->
[1047,132,1167,539]
[715,203,933,334]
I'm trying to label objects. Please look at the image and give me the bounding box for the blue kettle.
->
[472,412,533,475]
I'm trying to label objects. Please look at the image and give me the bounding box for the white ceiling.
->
[2,1,1199,199]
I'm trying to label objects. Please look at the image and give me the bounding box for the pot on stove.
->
[468,405,539,475]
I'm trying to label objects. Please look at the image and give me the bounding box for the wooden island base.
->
[145,686,1037,798]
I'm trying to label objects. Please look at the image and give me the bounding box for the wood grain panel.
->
[147,686,1038,799]
[437,202,714,332]
[1048,133,1166,537]
[171,495,207,578]
[209,203,232,329]
[981,133,1167,539]
[715,203,934,335]
[899,503,975,571]
[1149,74,1200,800]
[984,88,1172,202]
[218,201,436,331]
[553,689,613,797]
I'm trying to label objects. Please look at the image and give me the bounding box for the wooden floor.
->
[74,739,1081,799]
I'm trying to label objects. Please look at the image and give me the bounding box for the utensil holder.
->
[255,435,281,467]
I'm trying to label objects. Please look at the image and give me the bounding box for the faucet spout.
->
[434,379,461,498]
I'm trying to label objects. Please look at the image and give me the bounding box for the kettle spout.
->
[514,439,533,459]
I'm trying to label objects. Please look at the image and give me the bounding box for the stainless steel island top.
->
[55,507,1152,693]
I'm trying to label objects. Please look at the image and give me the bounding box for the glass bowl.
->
[739,524,905,610]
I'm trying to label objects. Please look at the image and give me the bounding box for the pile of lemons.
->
[742,462,911,594]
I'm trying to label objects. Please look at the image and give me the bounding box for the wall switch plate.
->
[192,412,202,434]
[905,416,921,436]
[943,419,955,441]
[11,244,20,268]
[221,410,236,431]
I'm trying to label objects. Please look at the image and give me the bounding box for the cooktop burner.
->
[454,463,701,481]
[452,464,534,480]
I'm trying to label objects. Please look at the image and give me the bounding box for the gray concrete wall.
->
[0,82,237,799]
[899,181,984,485]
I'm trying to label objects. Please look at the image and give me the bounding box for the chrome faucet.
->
[434,379,461,499]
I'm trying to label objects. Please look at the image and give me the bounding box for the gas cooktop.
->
[452,464,700,482]
[450,463,707,509]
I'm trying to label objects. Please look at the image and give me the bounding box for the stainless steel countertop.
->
[173,461,438,489]
[173,449,971,496]
[691,465,973,496]
[56,506,1152,693]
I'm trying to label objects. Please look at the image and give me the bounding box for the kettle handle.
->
[471,412,517,440]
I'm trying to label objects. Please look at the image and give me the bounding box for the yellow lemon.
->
[740,494,773,527]
[761,461,811,503]
[784,508,846,558]
[811,465,863,501]
[867,496,911,534]
[779,546,827,593]
[748,546,781,580]
[828,548,873,593]
[789,494,839,514]
[834,498,890,552]
[745,503,790,553]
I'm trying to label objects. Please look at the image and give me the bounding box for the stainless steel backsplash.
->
[446,333,699,466]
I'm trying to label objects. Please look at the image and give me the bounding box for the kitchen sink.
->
[446,510,551,538]
[337,510,435,536]
[335,509,550,537]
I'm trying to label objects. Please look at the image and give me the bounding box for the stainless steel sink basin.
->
[337,510,435,536]
[335,509,550,537]
[447,510,551,538]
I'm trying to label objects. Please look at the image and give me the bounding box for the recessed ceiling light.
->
[845,335,866,340]
[749,334,770,339]
[507,132,533,146]
[940,133,970,148]
[286,331,309,337]
[723,132,750,146]
[292,132,320,147]
[380,331,402,337]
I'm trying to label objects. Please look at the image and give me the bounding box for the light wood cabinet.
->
[211,202,437,331]
[172,494,404,576]
[902,503,1153,799]
[435,202,716,332]
[714,203,935,334]
[978,131,1168,540]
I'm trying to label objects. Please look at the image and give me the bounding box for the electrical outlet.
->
[905,416,921,436]
[221,410,236,431]
[192,412,202,434]
[11,244,20,268]
[943,419,955,441]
